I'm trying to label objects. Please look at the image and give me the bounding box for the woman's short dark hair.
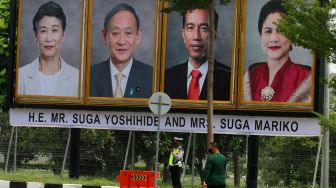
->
[104,3,140,31]
[33,1,66,33]
[258,0,286,35]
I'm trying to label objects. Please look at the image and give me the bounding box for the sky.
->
[330,63,336,73]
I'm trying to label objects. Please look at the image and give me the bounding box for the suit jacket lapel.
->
[99,60,113,96]
[180,62,188,98]
[199,60,219,100]
[125,59,140,98]
[27,59,41,94]
[200,75,207,100]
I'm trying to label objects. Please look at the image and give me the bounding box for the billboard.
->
[11,0,319,113]
[15,0,85,104]
[160,0,237,109]
[237,0,315,111]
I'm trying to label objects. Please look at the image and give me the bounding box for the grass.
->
[0,169,117,186]
[0,169,244,188]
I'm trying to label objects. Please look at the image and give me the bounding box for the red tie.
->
[188,70,202,100]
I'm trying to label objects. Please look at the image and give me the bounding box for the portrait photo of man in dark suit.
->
[90,3,152,98]
[164,8,231,101]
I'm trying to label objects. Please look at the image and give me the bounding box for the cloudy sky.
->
[330,63,336,73]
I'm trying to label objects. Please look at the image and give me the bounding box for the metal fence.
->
[0,113,334,188]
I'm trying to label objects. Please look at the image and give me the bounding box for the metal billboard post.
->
[131,131,135,169]
[321,61,330,188]
[69,128,80,179]
[182,132,192,181]
[313,135,322,187]
[61,129,71,176]
[123,130,133,170]
[5,127,14,173]
[14,127,17,174]
[149,92,171,188]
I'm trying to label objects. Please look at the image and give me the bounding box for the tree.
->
[162,0,229,15]
[278,1,336,186]
[259,137,319,187]
[161,0,245,186]
[0,0,10,111]
[0,68,6,110]
[162,0,229,145]
[17,128,69,174]
[278,0,335,64]
[0,0,11,171]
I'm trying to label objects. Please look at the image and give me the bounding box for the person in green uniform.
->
[203,142,227,188]
[169,137,184,188]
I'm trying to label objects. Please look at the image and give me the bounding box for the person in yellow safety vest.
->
[169,137,184,188]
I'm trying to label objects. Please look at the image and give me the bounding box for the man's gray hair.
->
[103,3,140,31]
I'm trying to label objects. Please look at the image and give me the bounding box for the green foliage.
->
[329,73,336,90]
[316,112,336,131]
[278,0,336,133]
[278,0,336,63]
[0,0,10,58]
[259,137,319,187]
[17,128,69,174]
[79,129,121,177]
[317,73,336,131]
[0,68,6,110]
[0,0,10,111]
[161,0,230,15]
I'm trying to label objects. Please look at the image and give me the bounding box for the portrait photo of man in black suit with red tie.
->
[164,8,231,101]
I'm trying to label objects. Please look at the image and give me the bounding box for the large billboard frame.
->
[14,0,86,104]
[237,0,316,111]
[159,0,238,110]
[8,0,324,114]
[85,0,161,107]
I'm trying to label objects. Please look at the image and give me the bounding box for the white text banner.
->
[9,108,320,136]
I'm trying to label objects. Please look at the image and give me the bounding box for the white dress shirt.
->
[109,58,133,96]
[187,60,208,94]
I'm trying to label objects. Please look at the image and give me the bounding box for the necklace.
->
[261,86,275,101]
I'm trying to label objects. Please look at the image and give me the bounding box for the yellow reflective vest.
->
[169,146,184,166]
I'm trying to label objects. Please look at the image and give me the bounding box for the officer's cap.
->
[174,137,183,141]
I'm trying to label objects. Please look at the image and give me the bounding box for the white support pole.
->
[5,127,14,173]
[149,92,171,188]
[182,133,192,181]
[320,142,324,187]
[123,130,132,170]
[322,130,329,187]
[154,95,162,188]
[312,136,322,188]
[61,129,71,176]
[320,61,330,188]
[13,127,17,174]
[246,135,249,169]
[131,131,135,169]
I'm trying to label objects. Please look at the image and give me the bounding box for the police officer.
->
[169,137,184,188]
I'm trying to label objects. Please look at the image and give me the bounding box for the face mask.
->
[208,148,214,154]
